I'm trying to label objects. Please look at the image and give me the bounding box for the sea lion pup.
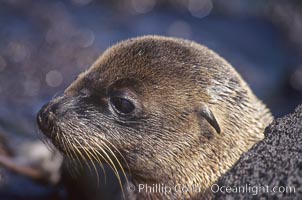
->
[37,35,273,199]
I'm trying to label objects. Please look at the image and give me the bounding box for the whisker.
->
[90,147,107,184]
[103,138,130,176]
[71,139,93,176]
[74,137,100,186]
[61,131,84,177]
[60,126,85,171]
[88,138,125,199]
[97,138,129,184]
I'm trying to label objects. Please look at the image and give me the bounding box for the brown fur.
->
[37,35,273,199]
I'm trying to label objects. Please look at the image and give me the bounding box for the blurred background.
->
[0,0,301,199]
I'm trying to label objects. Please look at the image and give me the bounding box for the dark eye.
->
[110,97,135,115]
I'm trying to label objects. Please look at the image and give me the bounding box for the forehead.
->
[90,37,197,86]
[66,37,209,102]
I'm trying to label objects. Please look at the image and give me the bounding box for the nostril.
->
[49,103,60,116]
[37,110,48,131]
[37,113,43,126]
[37,102,56,133]
[45,112,55,126]
[37,96,66,134]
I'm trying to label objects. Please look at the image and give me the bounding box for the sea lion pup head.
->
[37,36,273,199]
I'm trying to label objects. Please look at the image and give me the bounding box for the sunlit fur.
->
[37,36,273,200]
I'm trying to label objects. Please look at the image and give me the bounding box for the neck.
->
[126,152,224,200]
[125,133,261,200]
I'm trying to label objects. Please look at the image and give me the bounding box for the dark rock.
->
[214,104,302,199]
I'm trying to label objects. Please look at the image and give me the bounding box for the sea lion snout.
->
[37,96,70,138]
[37,102,58,139]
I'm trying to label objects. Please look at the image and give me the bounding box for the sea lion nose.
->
[37,103,50,130]
[36,108,44,129]
[37,102,58,137]
[37,95,70,135]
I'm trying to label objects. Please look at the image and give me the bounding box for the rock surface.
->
[214,104,302,199]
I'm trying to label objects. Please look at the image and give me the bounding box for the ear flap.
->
[199,106,221,134]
